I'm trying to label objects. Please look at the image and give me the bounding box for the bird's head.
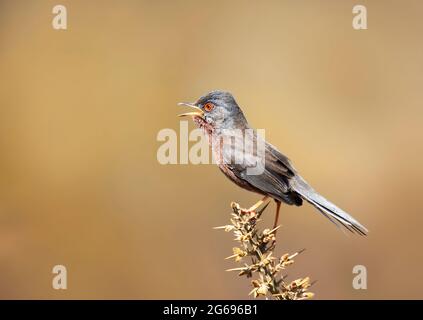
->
[178,91,248,131]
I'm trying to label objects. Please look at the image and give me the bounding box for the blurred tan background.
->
[0,0,422,299]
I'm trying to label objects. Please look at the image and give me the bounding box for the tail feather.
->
[292,176,368,236]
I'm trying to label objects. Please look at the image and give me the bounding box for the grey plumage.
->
[291,175,368,235]
[179,90,368,235]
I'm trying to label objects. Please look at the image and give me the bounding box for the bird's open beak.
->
[177,102,204,118]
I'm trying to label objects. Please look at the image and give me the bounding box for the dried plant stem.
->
[215,201,314,300]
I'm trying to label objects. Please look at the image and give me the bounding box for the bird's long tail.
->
[291,175,368,235]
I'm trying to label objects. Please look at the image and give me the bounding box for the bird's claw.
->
[230,202,257,216]
[230,202,240,211]
[240,208,257,215]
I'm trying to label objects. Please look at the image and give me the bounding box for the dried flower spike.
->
[216,201,314,300]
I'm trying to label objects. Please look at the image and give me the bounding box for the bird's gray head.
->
[178,91,248,131]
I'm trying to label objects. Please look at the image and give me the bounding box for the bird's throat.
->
[193,116,214,137]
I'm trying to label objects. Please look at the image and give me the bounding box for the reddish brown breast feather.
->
[193,116,213,137]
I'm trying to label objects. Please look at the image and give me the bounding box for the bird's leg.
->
[268,201,282,246]
[240,196,269,214]
[273,201,281,230]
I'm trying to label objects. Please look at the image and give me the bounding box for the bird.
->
[178,90,368,235]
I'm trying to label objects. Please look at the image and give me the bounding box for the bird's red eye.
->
[204,102,215,112]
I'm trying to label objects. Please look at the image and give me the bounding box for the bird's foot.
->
[230,202,260,225]
[240,207,256,215]
[231,196,270,216]
[231,202,255,215]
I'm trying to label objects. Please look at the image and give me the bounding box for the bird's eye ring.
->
[204,102,215,112]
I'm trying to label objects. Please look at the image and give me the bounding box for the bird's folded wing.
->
[228,147,295,198]
[221,130,297,199]
[236,168,290,196]
[264,143,297,178]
